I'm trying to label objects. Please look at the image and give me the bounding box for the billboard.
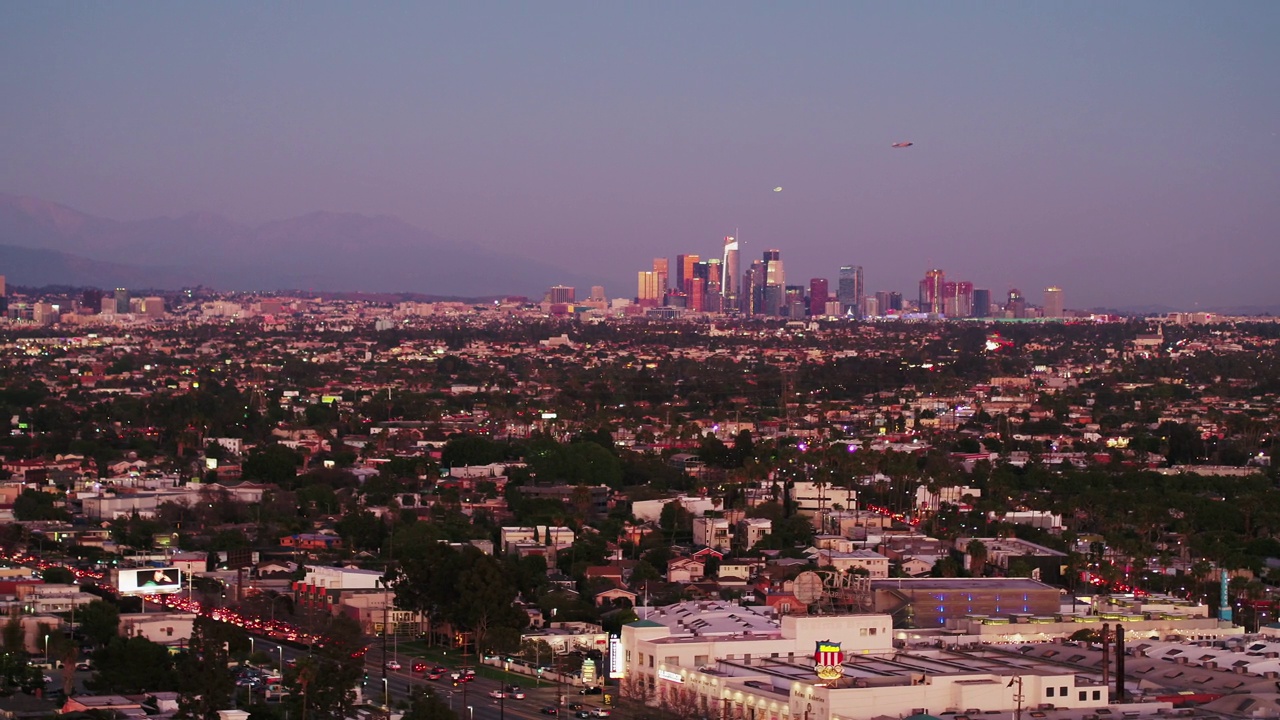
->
[119,567,183,595]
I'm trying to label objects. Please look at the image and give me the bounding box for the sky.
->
[2,1,1279,308]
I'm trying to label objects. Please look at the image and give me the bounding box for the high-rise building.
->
[676,255,699,295]
[689,278,706,312]
[143,297,166,317]
[114,287,130,314]
[637,272,662,306]
[740,262,760,314]
[972,289,991,318]
[0,275,6,296]
[721,236,740,305]
[1007,288,1026,318]
[1044,287,1064,318]
[942,281,974,317]
[763,250,784,287]
[652,258,669,294]
[809,278,829,317]
[549,285,576,304]
[837,266,864,317]
[919,270,944,314]
[590,286,606,302]
[763,284,784,316]
[863,295,879,318]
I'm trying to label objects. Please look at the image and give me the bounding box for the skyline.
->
[2,2,1279,307]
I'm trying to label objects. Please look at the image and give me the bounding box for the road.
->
[260,638,610,720]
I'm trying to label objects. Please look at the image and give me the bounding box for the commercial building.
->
[837,266,863,317]
[621,602,1105,720]
[1044,287,1064,318]
[808,278,828,317]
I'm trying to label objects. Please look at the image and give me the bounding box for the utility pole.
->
[1007,675,1023,720]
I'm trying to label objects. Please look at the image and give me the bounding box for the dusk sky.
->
[2,2,1278,308]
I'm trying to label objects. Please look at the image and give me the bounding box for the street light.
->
[468,706,474,720]
[43,634,49,665]
[277,645,284,670]
[382,677,389,708]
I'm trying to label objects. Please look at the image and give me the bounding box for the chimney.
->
[1115,627,1125,701]
[1100,624,1110,698]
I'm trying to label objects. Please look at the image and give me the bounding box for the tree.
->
[242,444,303,486]
[1,617,22,652]
[42,567,76,585]
[13,489,70,521]
[402,688,459,720]
[283,614,364,720]
[89,636,179,693]
[79,600,120,647]
[176,617,237,720]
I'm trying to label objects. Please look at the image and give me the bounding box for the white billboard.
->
[118,567,183,595]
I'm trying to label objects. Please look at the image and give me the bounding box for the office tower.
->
[549,285,576,304]
[705,258,722,287]
[863,295,879,317]
[676,254,699,294]
[1007,288,1026,318]
[590,286,606,302]
[689,278,705,312]
[143,297,166,317]
[763,249,784,287]
[652,259,669,294]
[809,278,829,317]
[763,284,784,316]
[637,272,661,306]
[874,291,892,316]
[101,296,117,314]
[942,281,973,317]
[114,287,130,314]
[837,265,864,317]
[0,275,5,296]
[918,270,944,314]
[721,236,740,305]
[973,288,991,318]
[888,292,902,312]
[704,281,723,314]
[1044,287,1064,318]
[742,258,757,312]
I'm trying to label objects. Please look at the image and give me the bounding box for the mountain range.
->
[0,194,586,296]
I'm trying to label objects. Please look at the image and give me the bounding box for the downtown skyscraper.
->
[838,265,863,317]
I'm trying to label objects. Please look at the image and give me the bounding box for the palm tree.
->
[966,539,988,576]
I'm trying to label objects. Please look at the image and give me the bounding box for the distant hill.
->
[0,194,587,296]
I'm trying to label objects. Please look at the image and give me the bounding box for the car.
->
[590,709,611,718]
[488,690,506,699]
[575,713,590,719]
[540,707,559,715]
[74,662,92,671]
[568,703,585,711]
[504,686,526,699]
[580,686,603,695]
[431,666,447,675]
[413,661,428,673]
[427,670,445,680]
